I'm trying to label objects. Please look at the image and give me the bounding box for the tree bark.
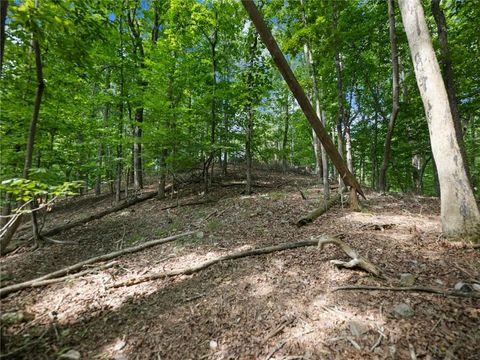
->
[0,0,7,74]
[431,0,462,140]
[379,0,400,193]
[240,0,364,199]
[398,0,480,239]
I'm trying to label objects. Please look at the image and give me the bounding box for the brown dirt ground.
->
[1,169,479,360]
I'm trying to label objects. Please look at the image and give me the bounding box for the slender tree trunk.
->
[0,32,44,254]
[345,125,353,173]
[300,0,325,187]
[133,108,143,189]
[333,0,346,192]
[245,28,257,195]
[241,0,364,198]
[379,0,400,193]
[399,0,480,239]
[282,95,289,173]
[0,0,7,75]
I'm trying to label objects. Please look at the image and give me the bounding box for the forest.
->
[0,0,479,359]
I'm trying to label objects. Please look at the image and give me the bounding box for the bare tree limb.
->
[0,231,197,298]
[334,285,480,299]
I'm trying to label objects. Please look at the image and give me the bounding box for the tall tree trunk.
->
[282,95,289,173]
[0,32,44,254]
[333,0,345,191]
[300,0,325,187]
[431,0,462,139]
[399,0,480,239]
[379,0,400,193]
[0,0,7,75]
[127,5,146,190]
[241,0,364,198]
[245,27,257,195]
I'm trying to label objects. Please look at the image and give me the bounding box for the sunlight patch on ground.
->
[341,212,441,232]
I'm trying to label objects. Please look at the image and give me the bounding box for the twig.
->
[370,330,384,352]
[334,285,480,299]
[262,317,295,345]
[265,340,286,360]
[409,343,417,360]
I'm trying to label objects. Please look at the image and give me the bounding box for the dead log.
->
[296,194,341,227]
[317,235,384,278]
[41,191,158,238]
[0,231,197,298]
[111,235,382,288]
[334,285,480,299]
[110,239,319,288]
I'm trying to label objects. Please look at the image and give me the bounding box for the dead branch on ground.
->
[111,235,382,288]
[110,239,320,288]
[317,235,384,278]
[296,194,341,227]
[0,231,197,298]
[334,285,480,299]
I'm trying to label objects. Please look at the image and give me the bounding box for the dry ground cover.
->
[1,170,479,359]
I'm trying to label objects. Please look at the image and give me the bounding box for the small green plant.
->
[207,218,222,232]
[126,233,144,245]
[270,191,286,200]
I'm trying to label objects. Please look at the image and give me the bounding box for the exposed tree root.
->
[317,235,384,278]
[111,235,382,288]
[0,231,197,298]
[296,194,341,227]
[334,285,480,299]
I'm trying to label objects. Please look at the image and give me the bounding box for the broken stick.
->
[334,285,480,299]
[317,235,384,278]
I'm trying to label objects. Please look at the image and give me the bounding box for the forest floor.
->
[1,168,479,360]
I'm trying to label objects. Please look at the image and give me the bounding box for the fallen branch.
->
[5,261,119,290]
[110,239,320,288]
[0,231,197,298]
[41,191,158,238]
[317,235,384,278]
[333,285,480,299]
[296,194,341,227]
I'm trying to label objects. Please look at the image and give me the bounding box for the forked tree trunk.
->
[379,0,400,193]
[398,0,480,239]
[241,0,364,199]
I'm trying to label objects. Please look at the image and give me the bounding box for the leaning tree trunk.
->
[241,0,364,199]
[0,34,44,254]
[398,0,480,239]
[379,0,400,193]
